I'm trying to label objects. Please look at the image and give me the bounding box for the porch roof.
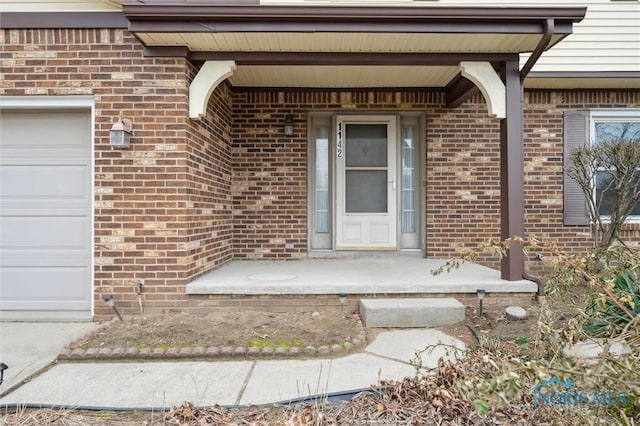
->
[125,2,586,89]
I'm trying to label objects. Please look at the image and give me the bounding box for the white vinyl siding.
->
[0,0,123,12]
[432,0,640,73]
[261,0,640,74]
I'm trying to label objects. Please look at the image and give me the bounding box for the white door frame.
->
[335,115,397,250]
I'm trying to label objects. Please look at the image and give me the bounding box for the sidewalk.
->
[0,328,464,409]
[0,322,96,396]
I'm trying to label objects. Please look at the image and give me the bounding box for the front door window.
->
[345,124,388,213]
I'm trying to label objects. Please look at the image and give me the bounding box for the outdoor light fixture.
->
[110,116,133,148]
[339,292,347,317]
[477,289,486,317]
[0,362,8,386]
[104,294,124,321]
[284,114,294,137]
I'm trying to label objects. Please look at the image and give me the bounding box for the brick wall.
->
[230,90,505,267]
[231,91,310,259]
[0,29,233,317]
[426,99,502,266]
[230,89,640,272]
[523,90,640,275]
[2,27,640,317]
[184,65,234,280]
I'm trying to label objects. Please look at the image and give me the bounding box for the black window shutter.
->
[563,110,590,226]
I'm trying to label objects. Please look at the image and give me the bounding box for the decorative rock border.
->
[58,318,367,362]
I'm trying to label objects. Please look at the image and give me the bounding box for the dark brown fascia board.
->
[130,21,575,35]
[123,3,585,22]
[124,3,586,34]
[143,46,191,59]
[0,12,128,29]
[181,51,519,66]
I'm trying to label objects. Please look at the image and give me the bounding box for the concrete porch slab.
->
[186,258,537,295]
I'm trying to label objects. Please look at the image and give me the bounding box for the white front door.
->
[336,116,397,249]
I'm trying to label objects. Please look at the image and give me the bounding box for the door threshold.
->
[308,250,424,259]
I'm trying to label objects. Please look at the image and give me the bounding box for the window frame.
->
[590,109,640,223]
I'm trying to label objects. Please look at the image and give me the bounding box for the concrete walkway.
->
[0,328,465,409]
[0,322,96,396]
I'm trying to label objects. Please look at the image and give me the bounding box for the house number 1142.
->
[336,122,343,158]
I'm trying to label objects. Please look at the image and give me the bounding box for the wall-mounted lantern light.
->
[284,114,294,137]
[110,117,133,149]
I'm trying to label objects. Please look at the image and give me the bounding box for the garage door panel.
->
[0,267,90,303]
[1,150,90,164]
[0,252,90,267]
[0,205,90,216]
[0,108,92,319]
[1,216,90,250]
[0,110,91,148]
[0,165,90,200]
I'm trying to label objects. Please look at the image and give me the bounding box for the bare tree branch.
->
[566,138,640,248]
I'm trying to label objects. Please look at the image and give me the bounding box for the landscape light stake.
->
[0,362,8,386]
[136,279,144,315]
[477,289,486,318]
[104,295,124,321]
[339,293,347,318]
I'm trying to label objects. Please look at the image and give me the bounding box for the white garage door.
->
[0,109,92,320]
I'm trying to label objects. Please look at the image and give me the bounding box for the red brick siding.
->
[426,99,502,266]
[230,90,504,266]
[231,91,310,259]
[0,29,231,317]
[185,65,234,279]
[230,89,640,272]
[523,90,640,275]
[187,293,535,314]
[3,28,640,316]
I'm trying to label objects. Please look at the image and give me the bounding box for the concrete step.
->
[360,297,465,328]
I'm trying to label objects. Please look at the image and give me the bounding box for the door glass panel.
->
[345,124,387,167]
[346,170,387,213]
[315,126,330,233]
[401,127,416,233]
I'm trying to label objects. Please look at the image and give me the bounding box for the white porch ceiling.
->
[228,65,459,88]
[139,31,566,88]
[138,32,565,54]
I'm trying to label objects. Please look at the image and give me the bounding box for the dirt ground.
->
[70,310,363,351]
[70,304,538,356]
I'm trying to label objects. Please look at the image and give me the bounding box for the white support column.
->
[189,61,237,120]
[459,61,505,119]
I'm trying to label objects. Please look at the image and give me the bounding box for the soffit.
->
[228,65,458,88]
[126,3,586,89]
[137,32,567,54]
